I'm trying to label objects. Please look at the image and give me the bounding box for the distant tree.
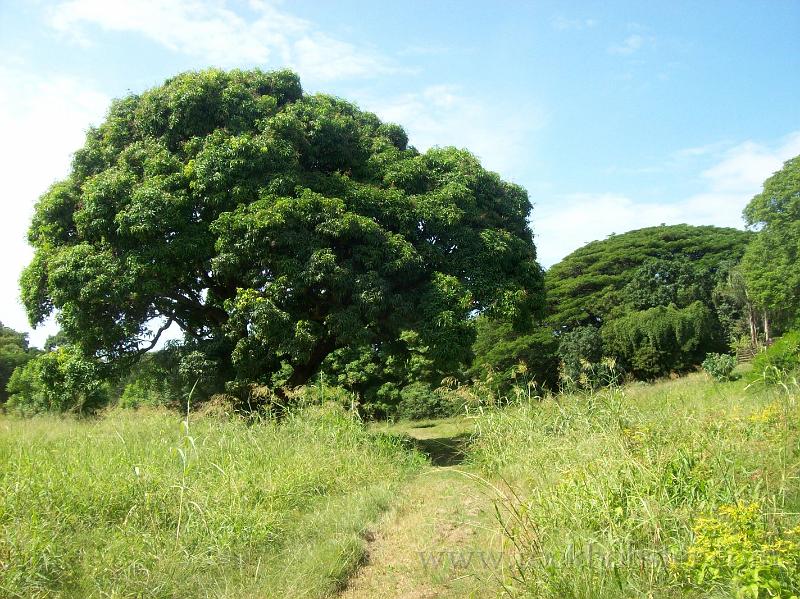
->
[44,330,70,351]
[601,301,722,380]
[6,346,107,414]
[0,322,38,402]
[469,316,559,393]
[20,68,544,408]
[712,263,761,346]
[546,224,751,330]
[740,155,800,338]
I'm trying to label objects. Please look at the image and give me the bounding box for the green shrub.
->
[469,317,560,393]
[750,331,800,384]
[0,322,39,403]
[601,301,724,379]
[118,379,172,409]
[702,353,738,381]
[396,382,457,420]
[557,326,604,389]
[6,347,108,414]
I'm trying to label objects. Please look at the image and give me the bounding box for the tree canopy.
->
[545,224,751,329]
[740,155,800,331]
[20,68,544,408]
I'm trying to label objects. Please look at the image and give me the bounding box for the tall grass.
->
[0,404,424,598]
[470,373,800,598]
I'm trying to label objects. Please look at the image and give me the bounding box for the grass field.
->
[2,372,798,598]
[470,372,800,597]
[0,405,423,598]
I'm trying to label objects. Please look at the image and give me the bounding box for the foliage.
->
[20,68,544,409]
[556,325,605,387]
[680,502,800,597]
[469,316,559,393]
[5,346,108,414]
[750,330,800,385]
[622,256,712,311]
[116,350,183,409]
[0,322,38,403]
[546,224,750,329]
[712,263,763,346]
[741,155,800,326]
[601,301,723,380]
[0,404,423,597]
[396,382,458,420]
[702,352,738,381]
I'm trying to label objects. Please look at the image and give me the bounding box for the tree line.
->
[2,68,798,417]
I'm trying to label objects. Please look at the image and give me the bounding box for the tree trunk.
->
[763,310,770,344]
[286,338,336,389]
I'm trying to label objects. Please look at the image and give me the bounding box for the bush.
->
[6,347,108,414]
[557,326,604,388]
[396,382,457,420]
[0,322,39,403]
[601,302,724,380]
[702,353,738,382]
[750,331,800,384]
[469,317,560,393]
[119,379,172,409]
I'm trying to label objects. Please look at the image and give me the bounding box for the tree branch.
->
[134,318,174,357]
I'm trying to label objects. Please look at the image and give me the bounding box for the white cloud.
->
[609,34,648,55]
[534,131,800,267]
[47,0,392,81]
[700,134,800,194]
[551,16,597,31]
[361,85,546,179]
[0,66,109,346]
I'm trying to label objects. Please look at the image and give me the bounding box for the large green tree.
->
[740,155,800,337]
[546,224,751,329]
[21,69,544,404]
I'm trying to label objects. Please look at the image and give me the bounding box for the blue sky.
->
[1,0,799,345]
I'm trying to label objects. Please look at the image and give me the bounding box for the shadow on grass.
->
[410,433,471,466]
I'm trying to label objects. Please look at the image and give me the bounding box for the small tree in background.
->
[0,322,39,403]
[601,302,722,380]
[740,155,800,339]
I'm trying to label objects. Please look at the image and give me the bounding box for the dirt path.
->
[339,420,507,599]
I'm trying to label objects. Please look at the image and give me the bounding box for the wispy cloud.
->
[535,131,800,267]
[360,85,546,180]
[551,16,597,31]
[608,33,650,55]
[47,0,393,81]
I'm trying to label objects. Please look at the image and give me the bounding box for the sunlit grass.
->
[469,373,800,598]
[0,404,424,598]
